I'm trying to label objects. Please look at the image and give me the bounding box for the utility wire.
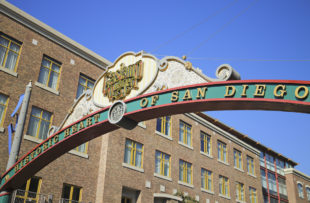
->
[186,0,259,56]
[151,0,239,53]
[187,57,310,62]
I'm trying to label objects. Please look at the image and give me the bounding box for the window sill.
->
[0,66,18,77]
[234,167,244,173]
[200,151,213,159]
[154,173,172,182]
[122,163,144,173]
[178,181,194,188]
[219,194,231,200]
[138,122,146,129]
[236,200,246,203]
[0,127,4,133]
[247,173,256,178]
[24,134,43,144]
[218,159,229,166]
[178,141,193,150]
[155,131,172,140]
[68,149,89,159]
[201,188,214,195]
[35,81,59,95]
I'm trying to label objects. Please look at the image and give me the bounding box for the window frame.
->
[179,120,192,147]
[298,182,304,198]
[16,177,42,203]
[218,140,227,163]
[236,182,245,201]
[0,33,22,72]
[38,55,62,90]
[247,155,255,175]
[234,149,243,170]
[219,175,230,197]
[249,187,257,203]
[76,73,95,99]
[201,168,213,192]
[0,93,9,128]
[179,159,193,184]
[27,106,53,140]
[200,131,212,156]
[156,116,171,137]
[155,150,171,177]
[124,139,144,168]
[62,183,83,203]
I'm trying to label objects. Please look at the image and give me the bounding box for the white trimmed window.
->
[27,107,52,140]
[38,56,61,90]
[0,33,22,72]
[155,150,170,177]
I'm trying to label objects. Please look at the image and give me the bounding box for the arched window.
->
[297,182,304,198]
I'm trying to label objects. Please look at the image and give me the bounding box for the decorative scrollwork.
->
[215,64,241,81]
[157,58,169,71]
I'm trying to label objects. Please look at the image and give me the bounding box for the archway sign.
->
[1,51,310,193]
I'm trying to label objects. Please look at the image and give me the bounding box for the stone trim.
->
[200,151,213,159]
[155,131,172,141]
[68,149,89,159]
[0,66,18,77]
[122,163,144,173]
[0,127,4,133]
[35,82,59,95]
[284,168,310,182]
[219,193,231,200]
[154,173,172,182]
[178,180,194,188]
[153,193,183,201]
[201,188,214,195]
[178,141,193,150]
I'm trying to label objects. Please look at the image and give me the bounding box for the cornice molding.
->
[284,168,310,182]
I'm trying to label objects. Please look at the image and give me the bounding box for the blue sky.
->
[7,0,310,174]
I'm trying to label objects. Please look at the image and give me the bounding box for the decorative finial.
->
[182,55,187,60]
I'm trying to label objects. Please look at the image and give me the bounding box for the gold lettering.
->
[171,91,179,102]
[140,98,148,108]
[224,86,236,97]
[254,85,266,97]
[241,85,248,97]
[64,128,70,138]
[53,134,59,143]
[151,95,159,106]
[94,114,100,123]
[36,147,42,155]
[48,139,52,148]
[72,124,78,134]
[30,151,35,159]
[86,117,93,127]
[43,142,49,151]
[196,87,207,99]
[15,164,19,172]
[182,89,192,100]
[79,121,85,130]
[295,86,309,100]
[24,156,29,165]
[274,85,286,98]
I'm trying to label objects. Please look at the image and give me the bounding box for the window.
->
[179,121,192,146]
[218,141,227,163]
[261,169,267,189]
[15,177,42,203]
[201,168,213,191]
[276,158,285,176]
[298,183,304,198]
[62,184,82,203]
[268,172,278,196]
[260,152,265,167]
[38,56,61,90]
[278,177,287,197]
[306,186,310,201]
[0,33,22,72]
[179,159,192,184]
[266,153,275,171]
[122,197,132,203]
[27,107,52,140]
[219,175,230,197]
[124,139,143,168]
[76,74,95,99]
[155,150,170,177]
[234,149,242,170]
[249,187,257,203]
[156,116,171,136]
[247,156,255,175]
[236,182,245,201]
[0,93,9,127]
[200,131,211,155]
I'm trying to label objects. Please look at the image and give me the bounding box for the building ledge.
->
[154,173,172,182]
[178,181,194,188]
[219,194,231,200]
[155,131,172,140]
[218,159,229,166]
[200,151,213,159]
[122,163,144,173]
[35,81,59,95]
[24,134,42,144]
[178,141,193,150]
[0,66,18,77]
[0,127,4,133]
[68,149,89,159]
[247,172,256,178]
[234,166,244,173]
[153,193,182,201]
[201,188,214,195]
[138,122,146,129]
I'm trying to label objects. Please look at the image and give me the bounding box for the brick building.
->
[0,1,309,203]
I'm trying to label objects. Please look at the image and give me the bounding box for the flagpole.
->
[0,81,32,203]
